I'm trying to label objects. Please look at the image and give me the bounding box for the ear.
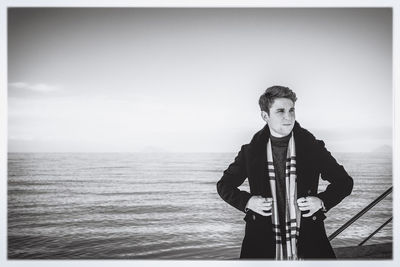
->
[261,111,269,123]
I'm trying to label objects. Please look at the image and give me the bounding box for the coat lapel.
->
[249,124,271,197]
[293,122,308,198]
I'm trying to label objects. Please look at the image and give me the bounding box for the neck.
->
[268,127,291,138]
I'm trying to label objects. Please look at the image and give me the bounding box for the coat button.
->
[252,215,256,221]
[312,216,317,221]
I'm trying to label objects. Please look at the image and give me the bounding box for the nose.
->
[283,111,294,121]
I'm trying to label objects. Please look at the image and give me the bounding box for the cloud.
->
[8,82,61,96]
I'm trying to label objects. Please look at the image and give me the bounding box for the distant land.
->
[6,141,393,154]
[371,145,392,154]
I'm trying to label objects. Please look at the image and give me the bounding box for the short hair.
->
[258,85,297,114]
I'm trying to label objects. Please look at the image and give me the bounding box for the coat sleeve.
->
[216,145,252,213]
[316,140,354,212]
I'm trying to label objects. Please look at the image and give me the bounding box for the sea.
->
[7,152,392,259]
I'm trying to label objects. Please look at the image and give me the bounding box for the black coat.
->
[216,121,353,259]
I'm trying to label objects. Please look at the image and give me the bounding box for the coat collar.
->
[249,121,303,156]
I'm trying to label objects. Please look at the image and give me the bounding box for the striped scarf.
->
[267,132,301,260]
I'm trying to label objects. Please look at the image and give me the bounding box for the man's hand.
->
[297,196,323,217]
[245,196,272,216]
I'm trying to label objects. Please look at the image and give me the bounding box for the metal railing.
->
[328,187,392,244]
[358,217,392,246]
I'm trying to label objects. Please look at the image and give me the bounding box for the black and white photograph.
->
[2,0,399,264]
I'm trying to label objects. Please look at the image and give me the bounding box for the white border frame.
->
[1,1,398,267]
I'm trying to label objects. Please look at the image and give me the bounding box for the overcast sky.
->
[8,8,392,153]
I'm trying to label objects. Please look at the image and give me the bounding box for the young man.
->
[216,86,353,259]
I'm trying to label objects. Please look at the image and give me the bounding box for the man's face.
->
[261,98,295,137]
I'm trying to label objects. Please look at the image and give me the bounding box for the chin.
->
[280,128,293,136]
